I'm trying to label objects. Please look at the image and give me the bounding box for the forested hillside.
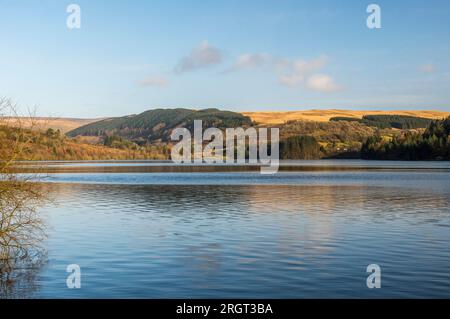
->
[361,116,450,160]
[67,108,253,143]
[330,115,434,129]
[65,108,450,161]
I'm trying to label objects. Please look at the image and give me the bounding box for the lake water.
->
[2,160,450,298]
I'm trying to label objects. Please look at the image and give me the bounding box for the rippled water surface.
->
[3,161,450,298]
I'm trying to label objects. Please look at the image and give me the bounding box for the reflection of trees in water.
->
[0,250,47,298]
[0,180,49,298]
[0,181,48,299]
[51,182,450,229]
[56,183,450,222]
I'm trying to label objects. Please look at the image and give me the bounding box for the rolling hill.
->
[242,109,450,124]
[3,117,100,133]
[4,108,449,161]
[9,110,449,133]
[67,108,253,143]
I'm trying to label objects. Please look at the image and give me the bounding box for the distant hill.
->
[3,117,100,133]
[5,107,450,161]
[67,108,253,143]
[10,109,449,133]
[243,109,450,124]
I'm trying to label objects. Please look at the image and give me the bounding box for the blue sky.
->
[0,0,449,117]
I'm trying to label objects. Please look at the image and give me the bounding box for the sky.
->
[0,0,449,118]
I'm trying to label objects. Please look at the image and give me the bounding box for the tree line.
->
[331,115,434,129]
[361,116,450,160]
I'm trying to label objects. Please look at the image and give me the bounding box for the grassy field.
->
[242,109,450,124]
[4,117,100,133]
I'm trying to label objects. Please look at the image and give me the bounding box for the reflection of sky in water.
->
[3,166,450,298]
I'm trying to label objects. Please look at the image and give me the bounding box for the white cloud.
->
[419,63,436,73]
[306,74,341,92]
[175,41,222,73]
[277,55,328,86]
[276,55,341,92]
[230,53,271,71]
[137,76,169,87]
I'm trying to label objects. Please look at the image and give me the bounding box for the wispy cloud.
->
[227,53,272,72]
[279,73,304,87]
[175,41,222,73]
[292,55,329,73]
[137,76,169,87]
[171,42,341,93]
[223,52,341,92]
[419,63,436,73]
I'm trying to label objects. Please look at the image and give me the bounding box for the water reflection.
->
[2,164,450,298]
[14,159,450,174]
[33,179,450,298]
[0,251,46,299]
[0,182,48,299]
